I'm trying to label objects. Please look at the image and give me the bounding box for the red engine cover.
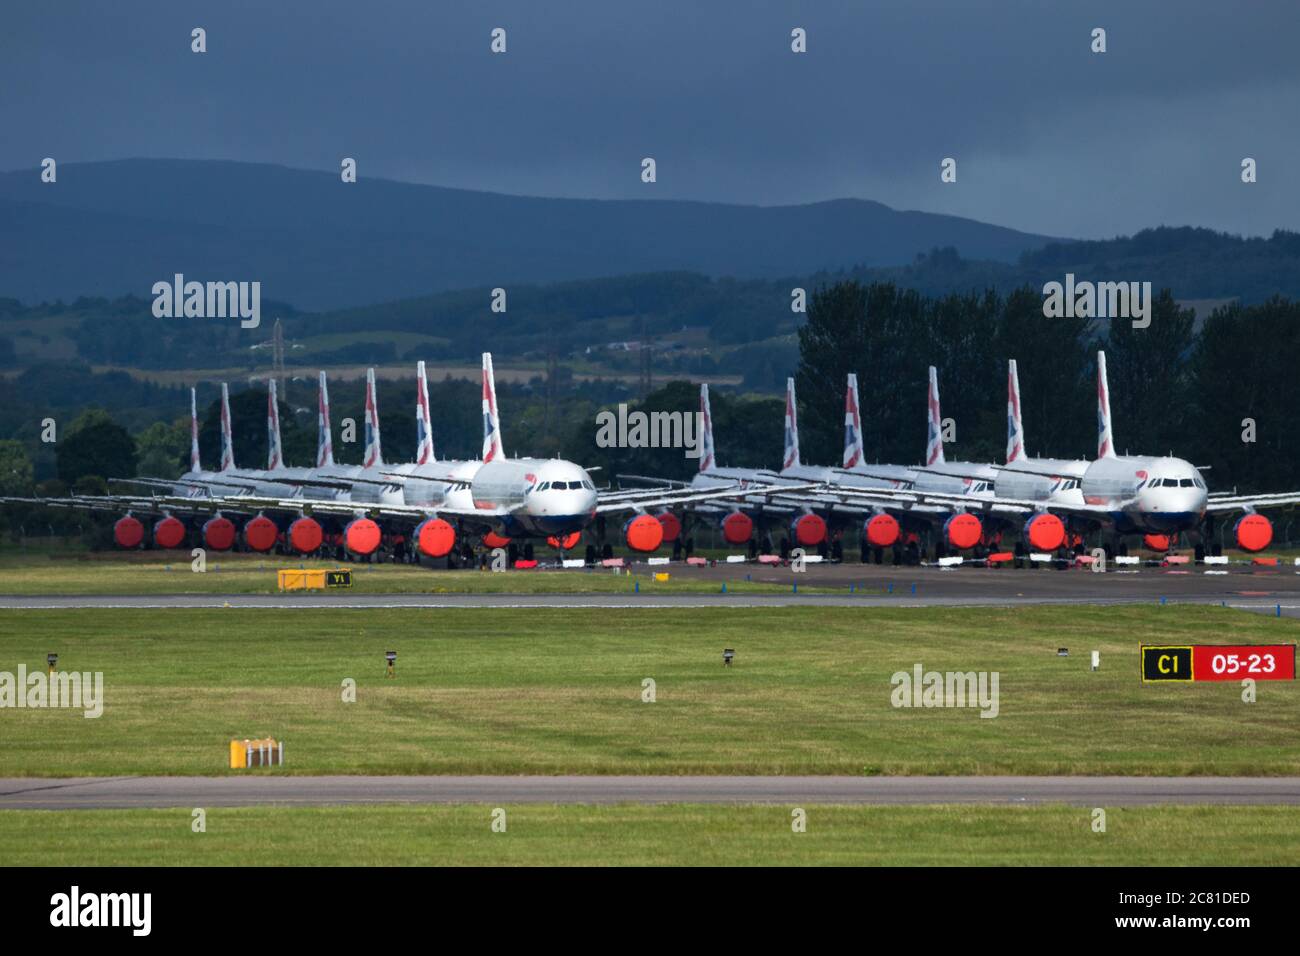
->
[1024,513,1066,551]
[721,511,753,545]
[656,511,682,543]
[287,517,323,554]
[152,516,186,550]
[113,516,144,549]
[864,513,900,548]
[243,515,278,553]
[1234,513,1273,553]
[944,513,982,550]
[624,514,664,552]
[416,518,456,558]
[482,531,511,550]
[344,518,382,556]
[546,531,582,550]
[202,516,236,552]
[791,513,827,547]
[1143,534,1172,552]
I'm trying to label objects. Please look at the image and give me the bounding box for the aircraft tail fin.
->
[317,371,334,467]
[363,368,383,468]
[481,353,504,462]
[219,383,236,472]
[189,387,202,473]
[844,373,866,468]
[1097,351,1116,459]
[783,377,800,469]
[926,366,945,465]
[698,383,716,473]
[1006,359,1025,463]
[267,379,283,471]
[416,360,435,465]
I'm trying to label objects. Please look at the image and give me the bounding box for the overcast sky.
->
[3,0,1297,239]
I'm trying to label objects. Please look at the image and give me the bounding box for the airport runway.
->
[2,592,1299,616]
[3,775,1299,809]
[2,565,1298,613]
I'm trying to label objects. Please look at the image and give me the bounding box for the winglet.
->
[844,373,866,469]
[481,352,504,462]
[189,387,202,473]
[783,377,800,470]
[699,383,716,473]
[416,360,435,465]
[219,383,236,472]
[267,379,283,471]
[926,366,945,465]
[1006,359,1025,463]
[1097,351,1116,459]
[317,371,335,468]
[364,368,383,468]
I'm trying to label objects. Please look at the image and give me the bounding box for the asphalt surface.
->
[2,563,1300,616]
[3,775,1299,809]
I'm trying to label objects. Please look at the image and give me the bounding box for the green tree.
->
[55,409,137,484]
[0,440,34,494]
[1189,297,1300,492]
[136,418,189,477]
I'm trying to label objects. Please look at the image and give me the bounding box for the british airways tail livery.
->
[219,383,235,472]
[1006,359,1025,463]
[267,379,284,471]
[1097,351,1116,459]
[926,366,945,466]
[317,371,334,468]
[783,377,800,470]
[189,387,202,473]
[698,383,716,473]
[416,360,434,465]
[843,373,866,469]
[481,353,504,462]
[363,368,383,468]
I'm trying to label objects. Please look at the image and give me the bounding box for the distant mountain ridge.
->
[0,159,1058,310]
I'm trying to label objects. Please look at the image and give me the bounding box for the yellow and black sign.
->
[1141,645,1193,682]
[325,569,352,588]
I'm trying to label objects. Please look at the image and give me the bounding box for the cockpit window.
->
[537,482,550,491]
[1179,478,1194,487]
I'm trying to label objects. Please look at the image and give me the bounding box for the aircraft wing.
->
[813,485,1125,520]
[1205,492,1300,513]
[595,482,823,515]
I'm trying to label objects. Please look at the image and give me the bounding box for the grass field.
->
[0,549,830,595]
[3,605,1298,776]
[2,804,1296,865]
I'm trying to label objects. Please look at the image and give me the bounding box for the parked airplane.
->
[36,355,810,562]
[835,352,1300,557]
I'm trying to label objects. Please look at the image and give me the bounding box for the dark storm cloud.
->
[2,0,1296,237]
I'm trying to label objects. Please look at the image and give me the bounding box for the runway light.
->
[385,650,397,678]
[46,653,58,674]
[1057,648,1069,657]
[723,648,735,667]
